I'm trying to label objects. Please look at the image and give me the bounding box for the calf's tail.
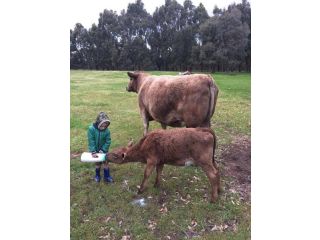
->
[196,128,217,165]
[202,127,221,193]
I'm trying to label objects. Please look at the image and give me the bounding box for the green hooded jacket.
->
[87,112,111,153]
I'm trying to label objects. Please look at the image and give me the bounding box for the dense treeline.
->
[70,0,250,72]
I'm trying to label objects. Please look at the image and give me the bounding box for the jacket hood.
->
[94,112,111,129]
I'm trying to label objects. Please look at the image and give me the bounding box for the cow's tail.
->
[212,129,217,165]
[205,75,219,126]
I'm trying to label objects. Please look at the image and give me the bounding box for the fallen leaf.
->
[191,220,197,227]
[104,217,111,224]
[159,206,168,213]
[211,225,220,232]
[193,176,200,181]
[210,224,229,232]
[180,197,190,204]
[180,197,187,202]
[230,189,237,193]
[123,180,129,185]
[121,235,131,240]
[98,232,111,239]
[147,220,157,230]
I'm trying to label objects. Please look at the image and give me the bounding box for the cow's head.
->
[107,140,134,164]
[126,71,140,92]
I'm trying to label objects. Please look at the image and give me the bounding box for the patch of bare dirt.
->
[218,135,251,201]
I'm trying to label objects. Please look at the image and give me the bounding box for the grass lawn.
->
[70,70,251,239]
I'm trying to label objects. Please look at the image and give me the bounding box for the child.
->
[88,112,113,183]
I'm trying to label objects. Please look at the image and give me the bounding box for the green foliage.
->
[70,0,251,72]
[70,70,251,239]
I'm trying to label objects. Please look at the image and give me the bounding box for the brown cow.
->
[126,71,219,136]
[108,128,220,203]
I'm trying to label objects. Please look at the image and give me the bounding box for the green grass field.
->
[70,70,251,239]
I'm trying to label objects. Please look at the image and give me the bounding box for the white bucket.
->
[80,152,106,163]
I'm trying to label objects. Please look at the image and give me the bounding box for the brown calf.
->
[108,128,220,203]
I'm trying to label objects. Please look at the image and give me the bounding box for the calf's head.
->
[107,140,134,164]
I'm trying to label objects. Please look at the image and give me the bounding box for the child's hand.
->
[92,153,98,158]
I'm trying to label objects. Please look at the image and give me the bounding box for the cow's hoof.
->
[153,183,160,188]
[137,190,143,194]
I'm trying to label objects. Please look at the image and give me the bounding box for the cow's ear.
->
[122,153,126,160]
[127,71,138,79]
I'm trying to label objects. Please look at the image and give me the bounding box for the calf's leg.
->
[138,162,155,194]
[212,161,222,193]
[154,164,164,188]
[160,123,167,130]
[200,163,220,203]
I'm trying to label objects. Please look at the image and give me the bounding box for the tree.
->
[70,23,91,69]
[213,5,223,16]
[150,0,186,70]
[70,0,251,72]
[95,9,120,70]
[237,0,251,71]
[118,0,154,70]
[198,5,249,72]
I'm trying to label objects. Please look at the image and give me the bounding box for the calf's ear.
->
[127,139,134,147]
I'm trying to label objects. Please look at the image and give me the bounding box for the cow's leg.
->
[160,123,167,130]
[141,110,149,136]
[200,163,220,203]
[138,162,156,194]
[154,164,164,188]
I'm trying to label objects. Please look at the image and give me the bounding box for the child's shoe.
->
[103,168,114,183]
[95,168,101,182]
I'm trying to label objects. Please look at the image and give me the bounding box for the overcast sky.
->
[69,0,247,30]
